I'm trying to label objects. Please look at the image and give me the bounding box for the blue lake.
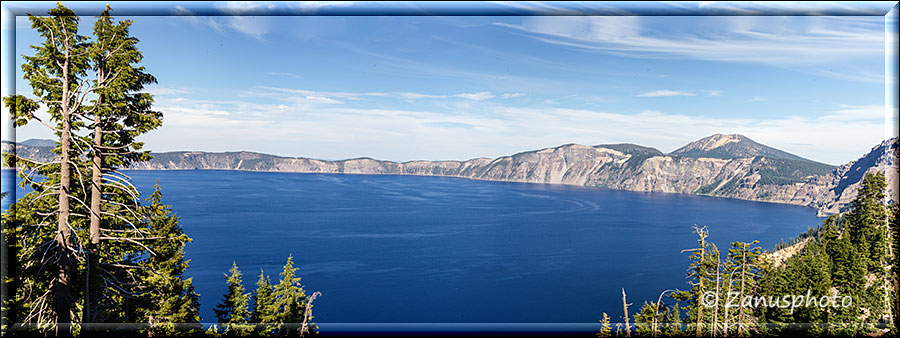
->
[2,170,820,329]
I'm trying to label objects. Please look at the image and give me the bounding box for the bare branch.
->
[100,236,166,241]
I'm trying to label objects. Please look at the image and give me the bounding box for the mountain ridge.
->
[3,134,897,215]
[670,133,818,163]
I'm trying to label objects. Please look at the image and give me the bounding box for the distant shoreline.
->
[2,135,897,216]
[0,168,825,218]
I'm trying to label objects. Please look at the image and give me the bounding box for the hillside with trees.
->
[600,172,897,337]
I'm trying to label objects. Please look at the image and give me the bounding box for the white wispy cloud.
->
[140,93,890,164]
[253,86,498,103]
[456,92,495,101]
[8,86,890,165]
[396,92,446,100]
[254,86,387,101]
[297,95,342,104]
[213,1,279,14]
[172,5,194,16]
[502,93,526,98]
[175,11,268,40]
[221,16,269,40]
[146,86,193,96]
[269,72,301,79]
[637,90,696,97]
[751,96,767,102]
[821,104,889,121]
[173,3,278,40]
[493,16,883,70]
[288,1,357,13]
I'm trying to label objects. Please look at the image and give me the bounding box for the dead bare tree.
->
[680,226,712,337]
[712,244,721,336]
[299,291,321,337]
[622,288,632,337]
[651,289,675,337]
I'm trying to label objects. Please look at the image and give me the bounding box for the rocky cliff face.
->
[4,134,897,215]
[818,137,900,214]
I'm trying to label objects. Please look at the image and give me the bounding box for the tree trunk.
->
[713,256,720,336]
[84,94,104,328]
[723,276,732,336]
[651,290,673,337]
[622,288,631,338]
[884,208,893,327]
[695,236,705,337]
[56,56,73,336]
[738,249,747,337]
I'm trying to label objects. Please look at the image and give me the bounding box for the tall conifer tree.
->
[214,262,251,336]
[3,4,93,334]
[271,255,317,336]
[136,184,201,335]
[726,240,763,336]
[2,3,174,335]
[251,269,276,335]
[672,226,716,336]
[82,5,161,327]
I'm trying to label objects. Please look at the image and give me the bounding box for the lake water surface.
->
[2,170,820,330]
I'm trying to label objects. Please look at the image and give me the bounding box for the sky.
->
[2,2,899,166]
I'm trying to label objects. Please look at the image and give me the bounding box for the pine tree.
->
[820,172,891,333]
[890,202,899,329]
[596,312,611,337]
[2,4,93,333]
[252,269,277,335]
[664,303,683,336]
[632,301,659,336]
[0,193,8,335]
[848,172,887,271]
[758,238,832,331]
[215,262,251,336]
[672,226,717,336]
[727,240,763,336]
[3,3,173,335]
[82,5,161,327]
[708,242,721,336]
[850,172,892,326]
[271,255,317,336]
[823,217,866,334]
[134,184,201,336]
[720,252,737,336]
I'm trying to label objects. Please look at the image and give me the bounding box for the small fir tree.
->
[271,255,317,336]
[215,262,251,336]
[252,269,277,335]
[597,312,611,337]
[136,184,201,335]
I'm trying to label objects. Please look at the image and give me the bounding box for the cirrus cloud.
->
[637,90,696,97]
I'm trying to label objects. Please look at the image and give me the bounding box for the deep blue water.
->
[2,170,820,329]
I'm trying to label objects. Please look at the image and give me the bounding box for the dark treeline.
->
[601,172,898,337]
[0,4,317,337]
